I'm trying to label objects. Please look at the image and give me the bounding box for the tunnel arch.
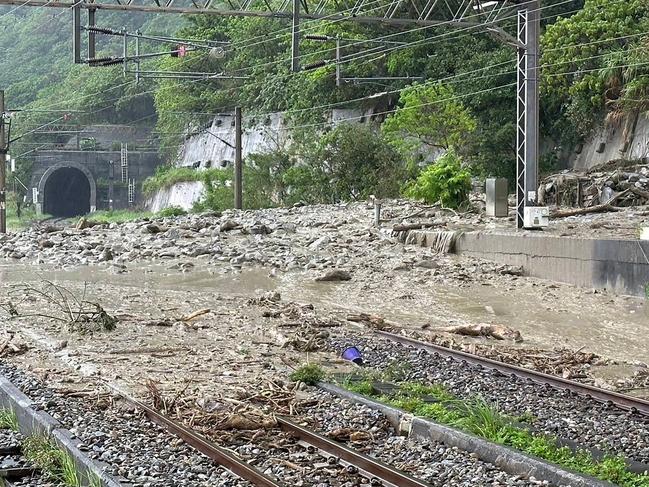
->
[38,163,97,218]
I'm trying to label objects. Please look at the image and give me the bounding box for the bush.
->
[157,206,187,218]
[193,169,234,212]
[288,124,407,204]
[405,150,471,208]
[142,166,200,195]
[290,364,325,385]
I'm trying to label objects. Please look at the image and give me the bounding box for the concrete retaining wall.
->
[407,230,649,296]
[0,375,125,487]
[146,181,204,213]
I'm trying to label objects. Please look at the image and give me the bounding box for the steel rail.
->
[375,330,649,416]
[277,417,432,487]
[107,381,435,487]
[103,384,285,487]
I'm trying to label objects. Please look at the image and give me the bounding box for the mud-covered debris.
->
[435,323,523,342]
[315,269,352,282]
[220,219,240,232]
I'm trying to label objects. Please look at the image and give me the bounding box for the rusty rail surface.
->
[108,383,433,487]
[104,383,285,487]
[277,417,431,487]
[375,330,649,416]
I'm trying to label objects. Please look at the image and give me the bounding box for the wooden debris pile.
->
[256,298,341,352]
[0,332,28,357]
[539,159,649,217]
[405,328,607,381]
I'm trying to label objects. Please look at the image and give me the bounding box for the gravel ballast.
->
[329,333,649,465]
[0,363,251,487]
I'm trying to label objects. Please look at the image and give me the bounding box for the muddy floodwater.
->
[2,260,648,366]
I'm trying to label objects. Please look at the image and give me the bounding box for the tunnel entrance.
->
[43,167,92,217]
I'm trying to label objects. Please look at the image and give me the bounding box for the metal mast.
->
[516,0,540,229]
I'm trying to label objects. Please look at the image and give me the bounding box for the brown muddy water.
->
[1,262,648,365]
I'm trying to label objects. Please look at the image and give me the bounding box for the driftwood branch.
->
[551,189,630,218]
[392,221,440,232]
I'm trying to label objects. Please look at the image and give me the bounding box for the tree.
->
[288,123,407,204]
[382,83,477,160]
[541,0,649,138]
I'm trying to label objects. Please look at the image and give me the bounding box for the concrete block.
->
[406,230,649,296]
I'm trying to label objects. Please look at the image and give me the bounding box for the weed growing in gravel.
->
[89,473,102,487]
[290,363,325,385]
[0,409,18,431]
[340,380,649,486]
[22,436,82,487]
[515,411,537,425]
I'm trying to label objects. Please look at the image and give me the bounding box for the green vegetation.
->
[22,436,82,487]
[0,409,18,431]
[88,210,152,224]
[142,166,205,195]
[541,0,649,141]
[382,83,477,157]
[339,377,649,486]
[157,206,187,218]
[290,363,326,385]
[5,1,648,210]
[404,150,472,207]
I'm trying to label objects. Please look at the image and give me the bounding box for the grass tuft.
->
[22,436,82,487]
[339,379,649,487]
[290,363,325,385]
[87,210,152,224]
[0,409,18,431]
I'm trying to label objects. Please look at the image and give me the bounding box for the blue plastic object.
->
[341,346,363,365]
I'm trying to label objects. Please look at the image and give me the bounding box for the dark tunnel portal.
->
[43,167,91,218]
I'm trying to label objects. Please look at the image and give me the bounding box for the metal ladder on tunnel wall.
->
[121,143,128,183]
[128,178,135,205]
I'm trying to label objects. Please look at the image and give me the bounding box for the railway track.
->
[374,329,649,417]
[108,383,432,487]
[0,431,39,487]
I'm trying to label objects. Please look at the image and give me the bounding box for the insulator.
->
[85,25,120,35]
[304,34,330,41]
[303,60,327,70]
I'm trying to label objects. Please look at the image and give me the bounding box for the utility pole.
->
[72,5,81,64]
[335,38,341,87]
[291,0,300,72]
[108,160,114,211]
[516,0,540,228]
[234,107,243,210]
[0,91,6,234]
[88,8,96,60]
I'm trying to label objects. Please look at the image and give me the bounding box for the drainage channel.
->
[107,382,432,487]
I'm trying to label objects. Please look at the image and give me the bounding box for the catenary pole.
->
[234,107,243,209]
[0,91,6,234]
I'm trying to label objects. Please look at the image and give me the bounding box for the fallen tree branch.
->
[551,189,630,218]
[434,323,523,342]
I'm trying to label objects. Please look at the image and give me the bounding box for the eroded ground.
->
[0,201,647,399]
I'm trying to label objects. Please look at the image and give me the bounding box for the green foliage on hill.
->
[541,0,649,140]
[4,0,649,203]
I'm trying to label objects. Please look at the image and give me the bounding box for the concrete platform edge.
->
[404,229,649,296]
[0,374,126,487]
[319,382,615,487]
